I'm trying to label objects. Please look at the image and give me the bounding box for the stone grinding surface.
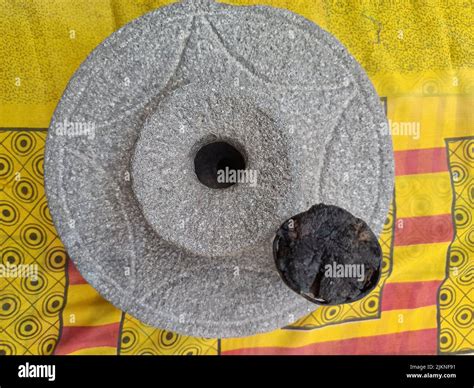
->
[44,0,394,337]
[273,204,382,304]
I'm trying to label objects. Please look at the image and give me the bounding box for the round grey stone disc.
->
[44,0,394,338]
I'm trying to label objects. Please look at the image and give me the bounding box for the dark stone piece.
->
[273,204,382,305]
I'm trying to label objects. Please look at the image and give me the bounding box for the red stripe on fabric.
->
[394,214,453,246]
[394,148,448,175]
[382,281,441,311]
[68,260,87,285]
[54,323,120,355]
[222,329,437,355]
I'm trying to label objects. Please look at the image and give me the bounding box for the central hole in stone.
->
[194,141,246,189]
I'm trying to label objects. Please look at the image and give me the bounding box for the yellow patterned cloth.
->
[0,0,472,355]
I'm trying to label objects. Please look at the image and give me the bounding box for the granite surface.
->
[44,0,394,337]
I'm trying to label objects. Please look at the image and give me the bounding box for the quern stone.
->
[44,0,394,337]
